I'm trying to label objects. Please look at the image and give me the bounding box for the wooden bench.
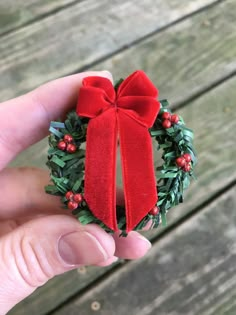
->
[1,0,236,314]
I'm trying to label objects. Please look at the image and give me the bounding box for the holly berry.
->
[64,134,73,143]
[162,119,172,129]
[68,201,78,210]
[73,193,83,203]
[171,114,179,124]
[183,163,191,172]
[67,144,77,153]
[65,191,74,200]
[176,157,186,168]
[183,153,191,163]
[57,140,67,151]
[149,206,160,216]
[162,112,171,120]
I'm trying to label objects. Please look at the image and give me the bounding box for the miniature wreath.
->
[45,70,196,236]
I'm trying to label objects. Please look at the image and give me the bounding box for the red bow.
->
[76,70,160,231]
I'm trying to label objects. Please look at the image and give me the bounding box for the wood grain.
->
[0,0,219,101]
[6,1,236,314]
[9,0,236,168]
[0,0,80,36]
[9,70,236,315]
[93,0,236,106]
[51,186,236,315]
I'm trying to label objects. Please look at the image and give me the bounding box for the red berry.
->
[68,201,78,210]
[73,193,83,203]
[162,112,171,120]
[57,140,67,151]
[65,191,74,200]
[162,119,172,129]
[64,134,73,143]
[183,153,191,163]
[171,114,179,124]
[149,206,160,216]
[183,163,191,172]
[67,144,77,153]
[176,157,186,168]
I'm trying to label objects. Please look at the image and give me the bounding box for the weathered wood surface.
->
[93,0,236,106]
[7,0,236,313]
[0,0,80,36]
[52,185,236,315]
[9,70,236,315]
[0,0,220,101]
[10,0,236,167]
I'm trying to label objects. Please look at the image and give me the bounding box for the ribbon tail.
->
[118,110,157,232]
[84,109,118,231]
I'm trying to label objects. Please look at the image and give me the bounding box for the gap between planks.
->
[0,0,223,101]
[45,180,236,315]
[0,0,85,37]
[9,65,236,315]
[49,186,236,315]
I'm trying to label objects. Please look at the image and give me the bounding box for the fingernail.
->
[58,231,108,266]
[136,234,152,250]
[98,256,119,267]
[101,70,113,82]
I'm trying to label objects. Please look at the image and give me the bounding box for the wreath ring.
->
[45,74,196,237]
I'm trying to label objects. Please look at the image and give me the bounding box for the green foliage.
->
[150,99,197,225]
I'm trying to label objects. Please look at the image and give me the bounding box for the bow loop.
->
[77,77,115,118]
[117,70,158,98]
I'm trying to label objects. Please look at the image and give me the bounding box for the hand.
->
[0,71,152,314]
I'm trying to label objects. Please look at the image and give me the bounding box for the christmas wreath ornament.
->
[45,70,197,236]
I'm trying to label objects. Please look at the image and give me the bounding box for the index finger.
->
[0,71,113,170]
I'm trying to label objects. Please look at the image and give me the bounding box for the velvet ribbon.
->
[76,70,160,231]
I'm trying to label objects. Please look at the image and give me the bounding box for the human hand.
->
[0,71,152,314]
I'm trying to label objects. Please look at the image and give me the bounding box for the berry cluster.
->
[176,153,192,172]
[57,134,77,153]
[149,205,160,216]
[65,191,83,210]
[161,111,179,129]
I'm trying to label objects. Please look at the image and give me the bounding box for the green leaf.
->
[149,129,165,137]
[160,99,169,108]
[50,121,65,129]
[49,126,63,138]
[50,156,66,168]
[61,150,85,161]
[161,211,167,227]
[114,78,124,90]
[45,185,60,195]
[182,127,194,139]
[64,119,74,133]
[157,171,177,179]
[72,177,83,192]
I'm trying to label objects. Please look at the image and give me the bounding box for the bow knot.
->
[76,70,160,231]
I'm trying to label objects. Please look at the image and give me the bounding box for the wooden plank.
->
[51,185,236,315]
[9,70,236,315]
[8,2,236,313]
[0,0,79,36]
[93,0,236,106]
[0,0,220,101]
[9,0,236,169]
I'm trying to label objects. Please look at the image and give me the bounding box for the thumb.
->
[0,215,115,314]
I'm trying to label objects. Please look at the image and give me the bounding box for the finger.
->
[0,216,115,314]
[0,168,63,219]
[0,71,113,169]
[113,231,152,259]
[0,168,125,220]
